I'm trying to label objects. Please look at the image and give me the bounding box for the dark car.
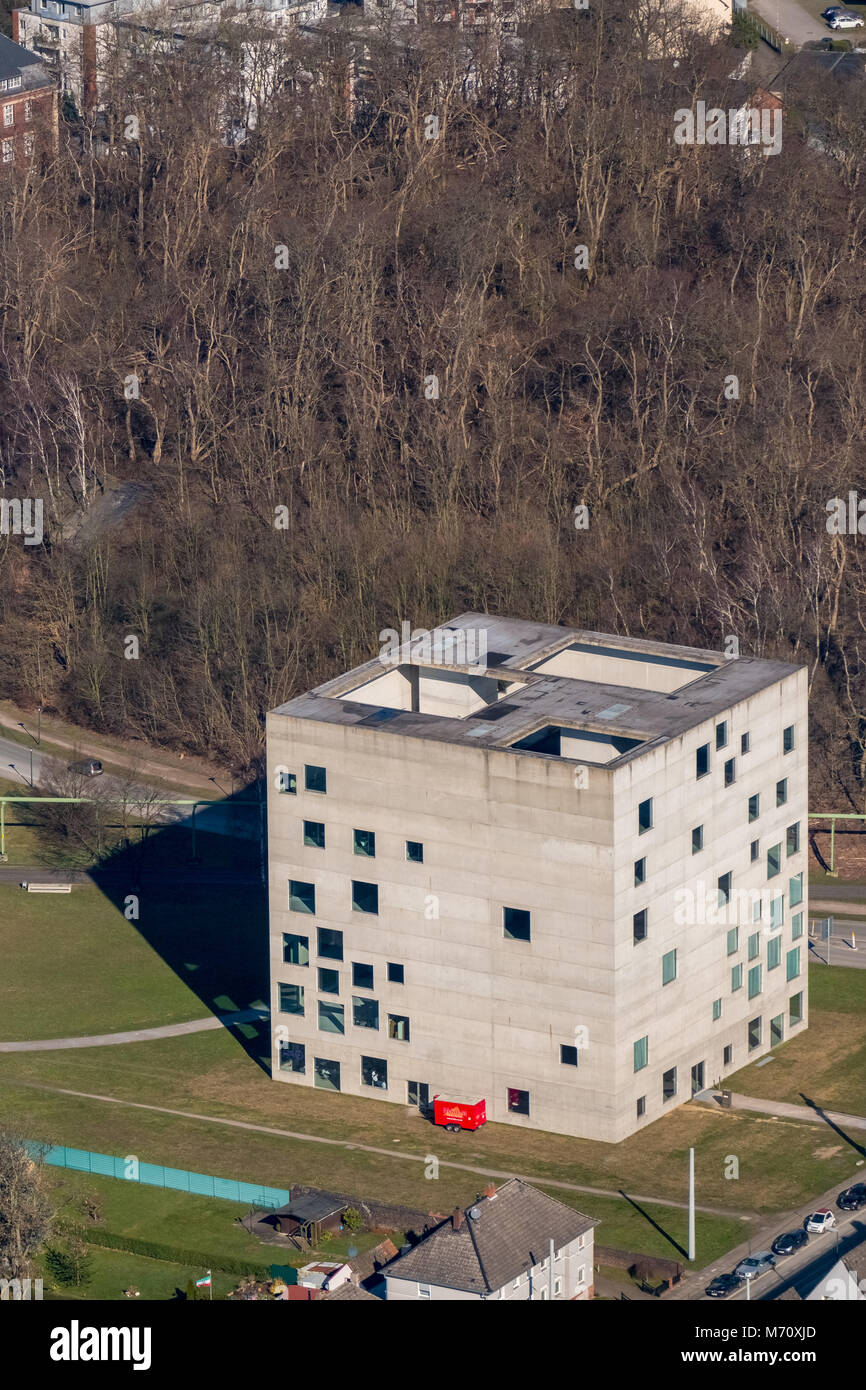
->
[772,1230,809,1257]
[705,1272,744,1298]
[838,1183,866,1212]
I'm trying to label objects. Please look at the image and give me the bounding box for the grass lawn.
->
[39,1246,239,1301]
[727,964,866,1116]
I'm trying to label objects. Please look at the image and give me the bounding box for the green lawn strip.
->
[37,1246,238,1301]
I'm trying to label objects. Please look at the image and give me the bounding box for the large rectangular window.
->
[783,725,795,754]
[770,1013,784,1046]
[776,779,788,808]
[305,764,327,793]
[767,844,781,879]
[741,732,750,754]
[353,997,379,1029]
[712,998,722,1021]
[278,770,297,794]
[289,880,316,914]
[638,798,653,834]
[696,744,710,778]
[318,967,339,994]
[724,758,736,787]
[318,1000,345,1034]
[278,982,305,1015]
[406,840,424,863]
[353,829,376,857]
[786,823,800,856]
[633,909,648,944]
[767,936,782,971]
[789,992,804,1026]
[352,962,374,990]
[634,857,646,886]
[748,931,761,961]
[789,873,803,908]
[731,964,743,992]
[718,873,732,907]
[748,964,762,1000]
[633,1036,648,1072]
[786,947,801,981]
[504,906,531,941]
[352,881,379,914]
[715,721,728,750]
[387,962,404,984]
[748,794,760,823]
[769,896,784,931]
[361,1056,387,1089]
[317,927,343,961]
[662,1067,677,1102]
[662,949,677,986]
[278,1040,305,1074]
[283,933,309,966]
[748,1017,762,1051]
[304,820,325,849]
[507,1088,530,1116]
[727,926,739,956]
[792,911,803,941]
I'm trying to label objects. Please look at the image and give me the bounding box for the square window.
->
[353,996,379,1029]
[718,872,732,907]
[387,962,404,984]
[776,779,788,808]
[314,1057,340,1091]
[662,948,677,986]
[731,964,743,992]
[724,758,736,787]
[712,998,722,1021]
[638,798,653,834]
[786,947,800,982]
[633,1036,648,1072]
[278,982,304,1015]
[749,793,760,823]
[305,764,327,793]
[741,732,750,755]
[352,880,379,914]
[634,857,646,886]
[318,967,339,994]
[748,1016,762,1051]
[636,1095,646,1118]
[789,991,804,1026]
[560,1044,578,1067]
[789,873,803,908]
[361,1055,388,1089]
[352,962,374,990]
[715,721,728,750]
[767,844,781,879]
[406,840,424,863]
[748,930,761,961]
[278,1040,305,1074]
[748,964,762,999]
[792,911,803,941]
[723,1044,733,1066]
[278,770,297,794]
[388,1013,410,1041]
[767,937,782,971]
[318,999,345,1034]
[692,825,703,854]
[783,725,794,754]
[507,1087,530,1116]
[633,909,648,944]
[282,933,309,966]
[353,828,376,857]
[317,927,343,961]
[289,879,315,914]
[504,906,531,941]
[696,743,710,779]
[750,839,759,863]
[726,926,739,956]
[304,820,325,849]
[662,1067,677,1102]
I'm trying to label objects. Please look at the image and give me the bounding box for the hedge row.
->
[55,1223,281,1277]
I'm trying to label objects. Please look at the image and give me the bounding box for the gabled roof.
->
[384,1180,596,1296]
[0,33,50,88]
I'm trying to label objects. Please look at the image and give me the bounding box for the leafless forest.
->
[1,2,865,806]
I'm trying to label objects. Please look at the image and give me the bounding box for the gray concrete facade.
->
[267,615,808,1143]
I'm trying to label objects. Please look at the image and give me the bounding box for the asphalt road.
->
[750,0,830,45]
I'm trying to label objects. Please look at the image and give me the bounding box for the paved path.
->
[750,0,827,45]
[704,1091,866,1134]
[0,1077,758,1219]
[0,864,262,887]
[0,1009,269,1052]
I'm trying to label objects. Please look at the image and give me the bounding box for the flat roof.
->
[269,613,802,769]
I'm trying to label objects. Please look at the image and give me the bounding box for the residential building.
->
[0,32,57,165]
[383,1179,596,1300]
[267,612,808,1143]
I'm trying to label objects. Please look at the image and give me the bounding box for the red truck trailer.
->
[432,1096,487,1132]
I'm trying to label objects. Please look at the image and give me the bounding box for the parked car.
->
[837,1183,866,1212]
[733,1252,776,1280]
[828,11,864,26]
[772,1230,809,1258]
[706,1272,744,1298]
[805,1209,836,1234]
[821,5,847,15]
[67,759,103,777]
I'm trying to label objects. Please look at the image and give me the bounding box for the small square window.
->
[318,967,340,994]
[662,948,677,986]
[314,1057,340,1091]
[724,758,736,787]
[638,798,653,834]
[776,779,788,808]
[783,725,794,754]
[278,1040,305,1074]
[352,962,374,989]
[504,906,531,941]
[723,1043,733,1066]
[507,1087,530,1116]
[303,820,325,849]
[560,1044,578,1067]
[317,927,343,961]
[353,828,376,857]
[715,721,728,750]
[633,909,648,943]
[692,825,703,854]
[406,840,424,863]
[361,1055,388,1089]
[318,999,345,1034]
[283,933,309,966]
[278,770,297,794]
[352,880,379,914]
[787,823,800,856]
[633,1036,648,1072]
[387,962,404,984]
[289,880,316,914]
[278,982,304,1015]
[750,839,759,863]
[712,998,722,1021]
[388,1013,410,1041]
[636,1095,646,1118]
[741,732,750,755]
[353,996,379,1029]
[305,764,327,793]
[696,744,710,779]
[767,844,781,879]
[634,857,646,886]
[662,1067,677,1102]
[749,794,760,823]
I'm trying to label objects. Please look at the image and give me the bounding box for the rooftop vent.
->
[596,703,631,719]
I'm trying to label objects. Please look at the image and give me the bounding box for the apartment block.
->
[266,613,808,1143]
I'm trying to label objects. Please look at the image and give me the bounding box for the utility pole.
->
[688,1147,695,1263]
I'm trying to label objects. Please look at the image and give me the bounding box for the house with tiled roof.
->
[383,1179,597,1301]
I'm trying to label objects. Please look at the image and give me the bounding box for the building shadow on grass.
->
[618,1189,689,1261]
[83,781,271,1075]
[798,1094,866,1160]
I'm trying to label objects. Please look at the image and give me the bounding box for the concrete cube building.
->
[266,614,808,1143]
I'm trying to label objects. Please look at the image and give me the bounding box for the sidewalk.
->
[722,1092,866,1134]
